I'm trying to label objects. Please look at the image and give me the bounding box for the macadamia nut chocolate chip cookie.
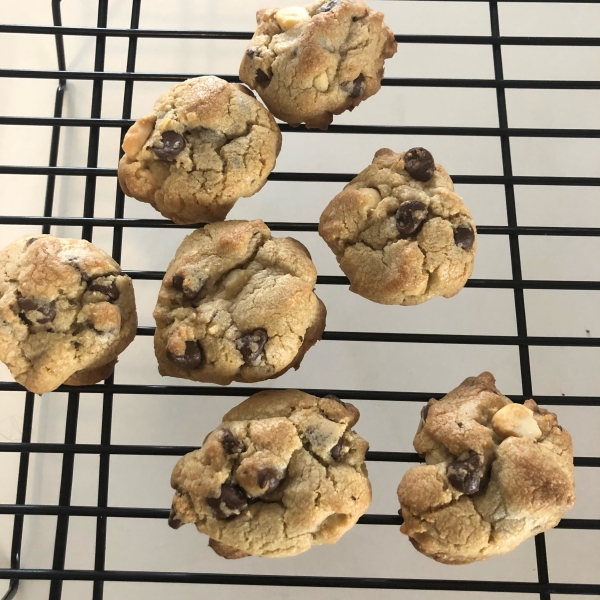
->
[397,372,575,564]
[0,235,137,394]
[239,0,397,130]
[319,147,477,305]
[153,220,326,385]
[118,76,282,224]
[169,390,371,558]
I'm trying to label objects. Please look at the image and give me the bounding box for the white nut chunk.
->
[275,7,311,31]
[492,403,542,440]
[122,115,157,159]
[313,72,329,92]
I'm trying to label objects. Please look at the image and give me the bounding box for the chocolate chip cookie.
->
[118,76,282,224]
[239,0,397,130]
[319,147,477,305]
[153,220,326,385]
[398,372,575,564]
[169,390,372,558]
[0,235,137,394]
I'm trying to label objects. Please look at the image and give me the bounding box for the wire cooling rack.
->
[1,0,600,598]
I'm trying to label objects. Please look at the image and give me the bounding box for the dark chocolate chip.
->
[396,200,428,236]
[172,275,184,291]
[421,404,430,421]
[26,237,38,247]
[88,280,120,301]
[255,69,271,87]
[246,48,261,58]
[167,340,203,370]
[257,468,281,493]
[171,274,203,299]
[317,0,340,12]
[342,73,365,98]
[17,297,56,324]
[404,147,435,182]
[454,225,475,250]
[458,422,464,428]
[330,439,344,461]
[207,484,248,519]
[17,297,38,312]
[37,301,57,324]
[221,429,245,455]
[236,329,268,366]
[446,451,482,495]
[168,513,183,529]
[153,131,186,161]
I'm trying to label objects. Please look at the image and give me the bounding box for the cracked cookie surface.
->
[319,147,477,305]
[397,372,575,564]
[153,220,326,385]
[0,235,137,394]
[169,389,372,558]
[118,76,282,224]
[239,0,397,130]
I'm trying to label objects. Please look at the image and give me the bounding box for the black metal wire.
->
[1,0,599,596]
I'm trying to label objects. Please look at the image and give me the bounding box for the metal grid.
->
[0,0,599,598]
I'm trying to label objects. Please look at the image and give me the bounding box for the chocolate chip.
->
[172,275,184,291]
[458,422,464,428]
[257,468,281,493]
[17,297,56,324]
[317,0,340,12]
[26,237,38,247]
[167,340,203,370]
[168,513,183,529]
[153,131,186,161]
[454,225,475,250]
[255,69,271,87]
[221,429,245,455]
[246,48,261,58]
[17,297,38,312]
[207,484,248,519]
[446,451,482,495]
[421,404,430,421]
[330,439,344,461]
[37,301,57,324]
[171,274,203,299]
[404,147,435,182]
[236,329,268,366]
[396,200,428,236]
[88,280,120,301]
[342,73,365,98]
[557,425,563,431]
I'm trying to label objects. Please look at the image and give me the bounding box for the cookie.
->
[153,220,326,385]
[118,76,282,224]
[0,235,138,395]
[168,390,372,558]
[319,147,477,305]
[397,372,575,565]
[239,0,397,130]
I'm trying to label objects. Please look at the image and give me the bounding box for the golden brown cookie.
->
[0,235,137,394]
[153,220,326,385]
[319,147,477,305]
[118,76,282,224]
[169,390,372,558]
[397,372,576,564]
[239,0,397,129]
